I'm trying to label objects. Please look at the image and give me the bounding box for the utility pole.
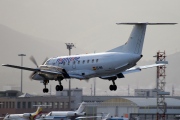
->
[65,43,75,110]
[18,54,26,93]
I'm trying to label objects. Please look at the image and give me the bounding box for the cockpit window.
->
[45,59,51,65]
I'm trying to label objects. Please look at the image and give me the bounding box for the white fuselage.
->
[41,52,141,80]
[3,114,28,120]
[47,111,78,117]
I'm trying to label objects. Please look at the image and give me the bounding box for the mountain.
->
[0,24,83,94]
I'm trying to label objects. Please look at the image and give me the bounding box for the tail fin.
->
[108,22,177,54]
[76,102,86,113]
[30,107,43,120]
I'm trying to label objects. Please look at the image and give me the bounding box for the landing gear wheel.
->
[113,85,117,91]
[56,85,60,91]
[109,85,114,91]
[59,85,63,91]
[43,88,49,93]
[109,85,117,91]
[56,85,63,91]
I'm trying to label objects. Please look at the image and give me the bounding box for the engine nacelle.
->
[23,113,31,118]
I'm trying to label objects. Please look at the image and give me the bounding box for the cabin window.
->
[96,59,99,63]
[78,61,80,64]
[87,60,89,63]
[68,61,70,65]
[83,60,85,64]
[92,59,94,63]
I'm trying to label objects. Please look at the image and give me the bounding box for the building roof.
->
[18,93,34,97]
[123,97,180,107]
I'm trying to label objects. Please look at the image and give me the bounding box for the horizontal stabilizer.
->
[123,63,167,74]
[116,22,177,25]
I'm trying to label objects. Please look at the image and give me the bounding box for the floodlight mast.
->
[65,43,75,110]
[18,54,26,93]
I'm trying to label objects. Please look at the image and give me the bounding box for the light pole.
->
[18,54,26,93]
[65,43,75,110]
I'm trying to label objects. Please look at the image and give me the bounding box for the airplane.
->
[2,22,177,93]
[3,106,43,120]
[44,102,86,117]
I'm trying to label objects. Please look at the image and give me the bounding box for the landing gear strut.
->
[109,80,117,91]
[43,80,49,93]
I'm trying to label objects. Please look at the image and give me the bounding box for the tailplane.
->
[108,22,177,54]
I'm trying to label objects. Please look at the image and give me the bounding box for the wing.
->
[2,64,63,75]
[123,63,166,74]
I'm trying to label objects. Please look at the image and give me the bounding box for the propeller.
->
[42,57,49,65]
[30,56,38,68]
[29,56,48,80]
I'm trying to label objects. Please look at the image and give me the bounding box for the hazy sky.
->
[0,0,180,95]
[0,0,180,60]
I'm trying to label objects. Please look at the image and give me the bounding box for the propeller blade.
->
[29,72,36,80]
[30,56,38,68]
[42,57,49,65]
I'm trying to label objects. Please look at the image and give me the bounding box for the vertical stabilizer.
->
[30,107,43,120]
[76,102,86,113]
[108,23,146,54]
[108,22,177,54]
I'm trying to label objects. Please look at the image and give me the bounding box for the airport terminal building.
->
[1,89,180,120]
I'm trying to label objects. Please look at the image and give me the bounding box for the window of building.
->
[37,102,42,105]
[32,102,36,108]
[64,102,69,109]
[12,102,15,108]
[9,102,11,108]
[44,102,48,108]
[22,102,26,109]
[28,102,31,108]
[49,102,53,108]
[17,102,21,109]
[60,102,63,109]
[54,102,58,109]
[2,102,5,108]
[6,102,8,108]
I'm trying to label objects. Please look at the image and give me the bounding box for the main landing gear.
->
[109,80,117,91]
[55,80,63,91]
[43,80,49,93]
